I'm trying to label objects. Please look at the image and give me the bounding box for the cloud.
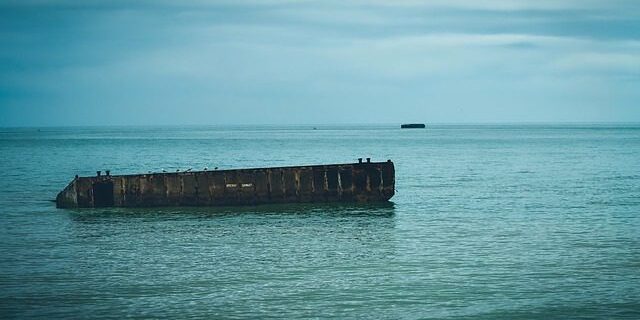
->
[3,0,638,11]
[356,0,639,11]
[552,52,640,75]
[1,0,639,126]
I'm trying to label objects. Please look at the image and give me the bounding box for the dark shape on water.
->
[56,160,395,208]
[401,123,426,129]
[92,181,114,207]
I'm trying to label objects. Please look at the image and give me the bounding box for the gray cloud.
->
[1,0,639,126]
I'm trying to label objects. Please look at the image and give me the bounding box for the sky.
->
[1,0,639,126]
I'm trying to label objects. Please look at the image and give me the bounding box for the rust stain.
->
[56,160,395,208]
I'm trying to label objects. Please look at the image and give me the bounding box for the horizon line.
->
[2,121,640,129]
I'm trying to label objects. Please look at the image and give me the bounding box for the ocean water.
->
[0,124,639,319]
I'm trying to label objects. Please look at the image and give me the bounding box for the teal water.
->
[1,125,639,319]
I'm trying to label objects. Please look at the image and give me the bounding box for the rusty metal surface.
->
[56,160,395,208]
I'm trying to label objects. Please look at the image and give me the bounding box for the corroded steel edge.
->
[56,161,395,208]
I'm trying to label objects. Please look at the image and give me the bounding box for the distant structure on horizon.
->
[401,123,426,129]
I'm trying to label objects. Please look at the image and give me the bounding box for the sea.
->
[0,124,638,319]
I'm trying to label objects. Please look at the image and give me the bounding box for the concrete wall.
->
[56,161,395,208]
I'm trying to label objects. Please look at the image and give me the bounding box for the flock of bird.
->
[147,166,219,174]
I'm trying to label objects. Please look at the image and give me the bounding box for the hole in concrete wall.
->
[93,181,114,207]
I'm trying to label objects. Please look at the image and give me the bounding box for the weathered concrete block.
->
[56,160,395,208]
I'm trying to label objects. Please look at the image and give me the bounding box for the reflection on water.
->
[66,201,397,220]
[5,202,399,318]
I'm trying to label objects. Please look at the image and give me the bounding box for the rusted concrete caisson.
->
[56,159,395,208]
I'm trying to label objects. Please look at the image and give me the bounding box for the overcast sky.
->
[1,0,639,126]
